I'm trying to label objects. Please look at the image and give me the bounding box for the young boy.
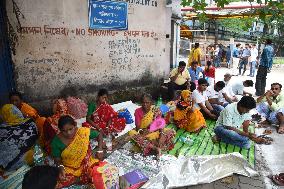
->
[192,78,218,120]
[213,96,264,149]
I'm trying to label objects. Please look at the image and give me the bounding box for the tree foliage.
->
[181,0,284,55]
[217,17,255,34]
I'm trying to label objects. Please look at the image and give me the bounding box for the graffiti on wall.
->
[108,37,154,64]
[24,57,59,64]
[108,38,140,64]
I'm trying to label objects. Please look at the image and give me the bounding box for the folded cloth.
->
[118,108,134,124]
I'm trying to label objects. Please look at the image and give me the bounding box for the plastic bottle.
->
[105,134,112,153]
[156,95,163,106]
[179,136,193,145]
[33,143,44,165]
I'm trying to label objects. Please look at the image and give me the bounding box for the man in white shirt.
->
[192,78,218,120]
[221,73,238,103]
[206,81,226,114]
[231,80,254,98]
[248,44,258,77]
[213,96,264,149]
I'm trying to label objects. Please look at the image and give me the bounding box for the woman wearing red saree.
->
[204,61,216,86]
[86,89,126,135]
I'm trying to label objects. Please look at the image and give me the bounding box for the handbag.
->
[118,108,134,124]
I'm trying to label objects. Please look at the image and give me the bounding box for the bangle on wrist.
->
[58,165,64,169]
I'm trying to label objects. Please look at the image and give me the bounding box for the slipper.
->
[263,129,272,135]
[258,135,273,141]
[278,126,284,134]
[256,135,273,145]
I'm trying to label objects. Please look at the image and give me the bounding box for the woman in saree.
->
[51,115,119,189]
[86,89,126,135]
[0,104,38,171]
[129,93,176,156]
[9,91,46,145]
[204,61,216,86]
[174,90,206,132]
[43,99,70,153]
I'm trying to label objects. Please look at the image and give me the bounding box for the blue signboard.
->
[89,0,128,30]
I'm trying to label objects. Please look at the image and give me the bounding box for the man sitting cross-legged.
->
[256,83,284,134]
[213,96,266,149]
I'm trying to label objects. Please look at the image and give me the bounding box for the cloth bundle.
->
[118,108,134,124]
[66,97,88,119]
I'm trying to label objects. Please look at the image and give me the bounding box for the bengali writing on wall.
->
[108,38,154,64]
[17,26,157,38]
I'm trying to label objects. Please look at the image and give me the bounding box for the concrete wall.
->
[6,0,171,106]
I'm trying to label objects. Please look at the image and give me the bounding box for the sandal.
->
[252,114,262,123]
[263,129,272,135]
[272,173,284,186]
[278,126,284,134]
[255,135,273,145]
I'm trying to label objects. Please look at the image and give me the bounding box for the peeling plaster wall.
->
[6,0,171,103]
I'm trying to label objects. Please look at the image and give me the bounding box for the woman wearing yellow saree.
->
[174,90,206,132]
[51,115,119,189]
[9,91,46,145]
[129,94,176,156]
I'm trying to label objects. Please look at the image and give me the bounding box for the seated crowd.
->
[0,61,283,188]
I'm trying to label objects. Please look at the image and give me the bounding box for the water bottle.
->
[105,134,112,153]
[179,136,193,145]
[33,143,44,165]
[156,95,163,106]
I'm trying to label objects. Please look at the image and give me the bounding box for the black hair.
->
[266,39,272,45]
[205,61,212,72]
[215,81,225,89]
[194,43,199,48]
[244,80,254,87]
[238,96,256,109]
[9,91,23,100]
[58,115,76,131]
[245,43,249,46]
[22,165,60,189]
[198,78,208,86]
[178,61,186,67]
[271,83,282,90]
[98,88,108,97]
[236,43,241,47]
[141,93,153,102]
[191,61,198,65]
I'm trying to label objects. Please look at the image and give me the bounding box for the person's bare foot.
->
[212,135,220,143]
